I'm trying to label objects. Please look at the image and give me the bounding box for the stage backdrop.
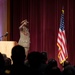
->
[10,0,75,67]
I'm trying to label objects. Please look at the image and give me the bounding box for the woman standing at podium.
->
[18,19,30,57]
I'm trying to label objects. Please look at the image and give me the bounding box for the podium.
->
[0,41,18,58]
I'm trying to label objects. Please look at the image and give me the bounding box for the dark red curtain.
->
[10,0,75,67]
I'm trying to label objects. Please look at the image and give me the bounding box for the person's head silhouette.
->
[11,45,26,65]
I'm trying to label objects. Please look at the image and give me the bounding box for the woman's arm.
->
[19,23,24,29]
[19,19,29,29]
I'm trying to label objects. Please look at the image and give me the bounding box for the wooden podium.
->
[0,41,17,58]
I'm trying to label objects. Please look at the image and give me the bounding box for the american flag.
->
[57,9,68,64]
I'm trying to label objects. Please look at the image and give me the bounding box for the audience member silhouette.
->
[5,45,29,75]
[27,51,44,75]
[62,60,75,75]
[0,53,5,75]
[62,60,71,70]
[2,54,11,67]
[39,52,48,75]
[48,59,58,68]
[41,52,47,64]
[45,59,61,75]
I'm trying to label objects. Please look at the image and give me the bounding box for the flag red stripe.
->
[57,28,68,64]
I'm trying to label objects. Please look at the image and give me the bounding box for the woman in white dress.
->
[18,19,30,57]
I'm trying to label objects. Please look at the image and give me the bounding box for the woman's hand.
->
[19,19,29,29]
[21,19,29,25]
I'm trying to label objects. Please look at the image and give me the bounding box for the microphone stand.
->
[0,35,7,41]
[0,32,8,41]
[0,35,3,41]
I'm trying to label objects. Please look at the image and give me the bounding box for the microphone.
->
[4,32,8,37]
